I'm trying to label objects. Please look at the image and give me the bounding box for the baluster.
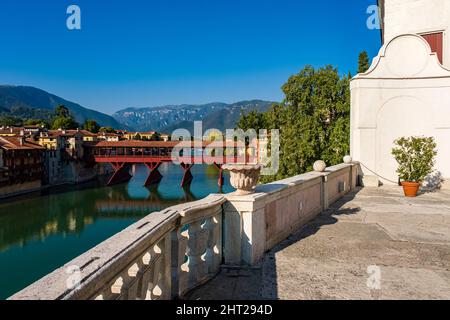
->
[160,233,172,300]
[173,227,189,297]
[145,242,163,300]
[137,251,153,299]
[186,220,209,288]
[205,213,222,274]
[111,274,130,300]
[125,263,141,299]
[92,279,119,300]
[151,238,171,300]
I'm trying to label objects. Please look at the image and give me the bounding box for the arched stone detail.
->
[355,34,450,79]
[375,96,433,182]
[350,33,450,184]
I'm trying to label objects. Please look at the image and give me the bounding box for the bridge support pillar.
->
[144,162,163,186]
[180,163,194,187]
[108,162,132,186]
[214,163,224,187]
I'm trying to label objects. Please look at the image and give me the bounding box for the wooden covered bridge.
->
[84,140,256,187]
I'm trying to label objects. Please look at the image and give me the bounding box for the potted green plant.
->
[392,136,437,197]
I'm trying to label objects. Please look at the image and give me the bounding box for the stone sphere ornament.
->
[343,156,353,164]
[222,164,262,195]
[313,160,327,172]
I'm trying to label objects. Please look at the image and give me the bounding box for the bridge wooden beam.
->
[144,162,163,186]
[107,162,132,186]
[180,163,194,187]
[214,162,224,187]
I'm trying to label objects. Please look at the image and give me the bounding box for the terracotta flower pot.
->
[401,181,420,197]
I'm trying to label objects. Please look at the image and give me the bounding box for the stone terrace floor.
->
[187,186,450,300]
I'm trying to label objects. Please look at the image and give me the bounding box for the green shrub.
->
[392,136,437,182]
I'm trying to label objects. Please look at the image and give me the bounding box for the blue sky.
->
[0,0,381,114]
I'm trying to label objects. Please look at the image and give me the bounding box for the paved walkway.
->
[187,187,450,300]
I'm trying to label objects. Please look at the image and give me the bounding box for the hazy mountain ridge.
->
[0,85,126,129]
[113,103,228,132]
[113,100,275,132]
[0,86,275,132]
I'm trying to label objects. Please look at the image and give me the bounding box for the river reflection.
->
[0,163,233,299]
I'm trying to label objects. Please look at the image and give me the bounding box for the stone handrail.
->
[222,163,359,265]
[10,194,226,300]
[10,162,360,300]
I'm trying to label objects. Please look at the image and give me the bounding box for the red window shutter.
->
[421,32,444,64]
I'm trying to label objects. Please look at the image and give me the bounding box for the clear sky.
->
[0,0,381,114]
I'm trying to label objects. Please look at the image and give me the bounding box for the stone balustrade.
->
[10,162,360,300]
[10,194,225,300]
[222,163,359,265]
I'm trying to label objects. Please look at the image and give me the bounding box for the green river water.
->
[0,163,233,299]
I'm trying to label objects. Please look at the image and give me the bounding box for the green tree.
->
[0,116,23,127]
[55,105,71,118]
[24,119,50,128]
[358,51,370,73]
[83,120,100,133]
[238,65,351,183]
[237,110,266,132]
[150,132,162,141]
[51,116,79,130]
[51,105,79,130]
[99,126,116,133]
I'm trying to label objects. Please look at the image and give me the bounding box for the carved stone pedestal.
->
[222,164,262,195]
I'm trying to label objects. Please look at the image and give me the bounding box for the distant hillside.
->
[113,100,275,133]
[0,85,126,129]
[113,103,228,132]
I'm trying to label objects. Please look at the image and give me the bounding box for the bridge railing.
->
[10,195,226,300]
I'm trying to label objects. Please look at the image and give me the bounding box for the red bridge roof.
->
[85,140,246,148]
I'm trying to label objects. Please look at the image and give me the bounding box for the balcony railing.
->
[10,195,225,300]
[10,162,359,300]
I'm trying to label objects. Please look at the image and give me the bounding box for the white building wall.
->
[383,0,450,68]
[351,34,450,185]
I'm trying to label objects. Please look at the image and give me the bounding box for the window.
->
[421,32,444,64]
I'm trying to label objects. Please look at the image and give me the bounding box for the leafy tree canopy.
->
[99,127,116,133]
[83,119,101,133]
[0,115,23,127]
[55,105,71,118]
[24,119,50,128]
[237,65,350,183]
[51,116,79,130]
[50,105,79,130]
[358,51,370,74]
[150,132,162,141]
[133,133,142,140]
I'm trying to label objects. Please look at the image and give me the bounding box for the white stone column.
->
[223,194,266,266]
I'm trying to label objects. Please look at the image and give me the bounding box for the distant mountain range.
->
[0,86,125,129]
[0,85,275,132]
[113,100,275,133]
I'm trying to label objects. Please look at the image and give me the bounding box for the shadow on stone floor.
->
[185,189,363,300]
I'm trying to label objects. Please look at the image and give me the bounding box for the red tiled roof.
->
[0,127,22,135]
[78,130,96,136]
[0,137,45,150]
[84,140,246,148]
[97,133,120,137]
[123,131,156,135]
[47,130,90,137]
